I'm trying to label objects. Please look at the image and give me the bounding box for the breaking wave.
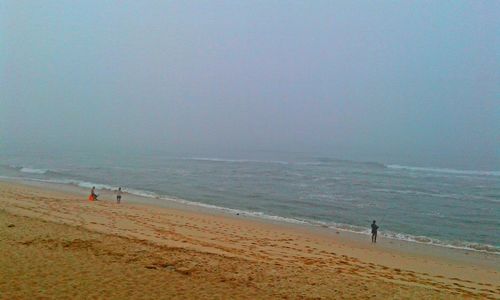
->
[180,157,289,165]
[387,165,500,177]
[20,167,49,174]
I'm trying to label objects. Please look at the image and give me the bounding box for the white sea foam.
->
[181,157,289,165]
[307,220,500,254]
[0,176,116,191]
[155,195,309,225]
[19,167,48,174]
[124,188,159,198]
[380,231,500,254]
[387,165,500,177]
[75,181,118,190]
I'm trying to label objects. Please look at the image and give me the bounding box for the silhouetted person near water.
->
[371,220,379,243]
[116,187,122,204]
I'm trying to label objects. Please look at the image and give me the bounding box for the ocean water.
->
[1,151,499,254]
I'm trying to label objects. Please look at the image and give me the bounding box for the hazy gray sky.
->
[2,1,499,169]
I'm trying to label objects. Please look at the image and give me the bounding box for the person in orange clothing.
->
[89,186,98,201]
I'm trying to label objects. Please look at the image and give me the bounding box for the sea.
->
[1,150,498,254]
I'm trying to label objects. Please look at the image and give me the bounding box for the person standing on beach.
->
[116,187,122,204]
[371,220,379,243]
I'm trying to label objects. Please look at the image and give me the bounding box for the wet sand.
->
[1,181,499,299]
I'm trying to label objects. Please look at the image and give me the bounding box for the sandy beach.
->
[0,180,498,299]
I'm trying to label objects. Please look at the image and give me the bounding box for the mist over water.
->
[2,1,499,171]
[1,150,498,254]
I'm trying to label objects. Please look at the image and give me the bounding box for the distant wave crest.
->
[20,167,49,174]
[181,157,289,165]
[387,165,500,177]
[8,165,66,176]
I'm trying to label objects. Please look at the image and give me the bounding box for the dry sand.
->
[0,181,499,299]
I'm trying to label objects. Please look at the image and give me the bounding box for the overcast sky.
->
[1,1,499,169]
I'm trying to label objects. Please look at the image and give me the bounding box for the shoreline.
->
[1,179,499,299]
[2,176,499,258]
